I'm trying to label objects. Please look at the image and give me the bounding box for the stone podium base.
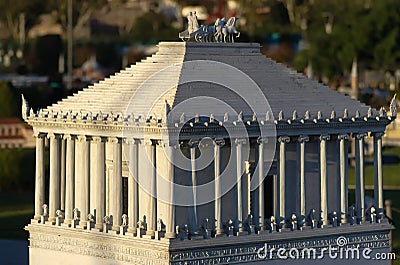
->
[26,222,393,265]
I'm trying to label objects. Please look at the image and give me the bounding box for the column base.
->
[111,225,120,232]
[126,228,137,236]
[143,230,155,239]
[33,215,41,221]
[31,218,41,224]
[94,223,103,230]
[46,217,56,225]
[236,228,249,236]
[78,221,87,229]
[164,232,177,239]
[215,229,225,237]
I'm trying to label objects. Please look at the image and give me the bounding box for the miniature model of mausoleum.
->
[24,41,396,265]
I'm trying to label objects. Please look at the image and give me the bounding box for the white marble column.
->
[33,132,45,220]
[188,139,198,232]
[235,138,246,233]
[164,142,177,239]
[338,134,349,223]
[257,137,268,230]
[278,136,290,218]
[320,135,330,225]
[64,134,75,225]
[373,132,384,209]
[76,135,90,227]
[60,139,66,211]
[92,136,105,229]
[127,139,139,234]
[109,137,122,231]
[145,139,157,237]
[297,135,309,216]
[48,132,61,223]
[214,138,225,236]
[355,133,366,220]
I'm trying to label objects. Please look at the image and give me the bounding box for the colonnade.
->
[32,130,385,238]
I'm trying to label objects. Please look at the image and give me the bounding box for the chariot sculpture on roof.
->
[179,11,240,43]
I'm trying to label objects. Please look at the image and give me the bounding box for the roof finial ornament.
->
[223,112,229,122]
[210,113,215,123]
[317,111,322,120]
[21,94,30,120]
[238,111,243,121]
[179,12,240,43]
[330,110,336,119]
[278,110,284,121]
[252,112,257,122]
[343,108,348,118]
[390,94,397,117]
[266,111,272,121]
[379,107,386,117]
[180,113,185,124]
[292,110,298,120]
[304,110,310,120]
[367,107,372,118]
[164,100,171,122]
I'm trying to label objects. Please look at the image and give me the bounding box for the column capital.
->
[143,138,157,146]
[337,134,349,140]
[236,138,247,145]
[161,140,180,148]
[256,136,267,144]
[213,138,225,147]
[297,135,309,143]
[33,130,46,138]
[188,139,199,148]
[124,138,140,145]
[91,136,104,143]
[77,135,89,142]
[372,132,385,138]
[353,133,367,139]
[319,134,330,141]
[108,136,121,144]
[278,136,290,143]
[63,134,76,141]
[47,132,61,140]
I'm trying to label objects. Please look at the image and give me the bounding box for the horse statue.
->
[215,17,240,43]
[179,12,240,43]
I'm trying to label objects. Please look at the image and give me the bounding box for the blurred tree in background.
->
[0,82,18,117]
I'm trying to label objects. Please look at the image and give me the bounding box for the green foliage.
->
[0,148,35,192]
[0,82,19,118]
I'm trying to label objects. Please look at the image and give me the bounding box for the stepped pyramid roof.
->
[22,42,394,137]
